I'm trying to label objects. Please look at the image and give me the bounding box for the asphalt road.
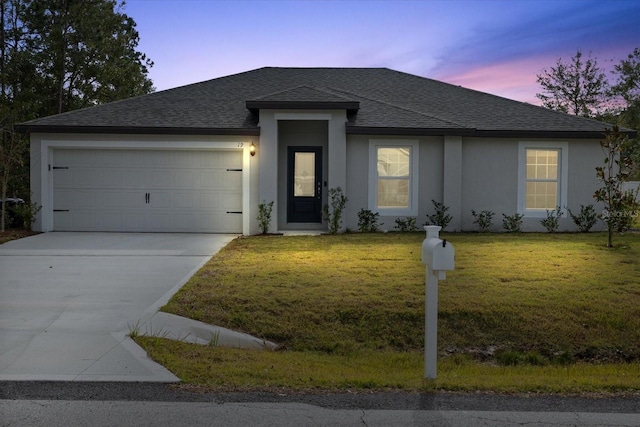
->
[2,382,640,426]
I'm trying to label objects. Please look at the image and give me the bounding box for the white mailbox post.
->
[421,225,455,379]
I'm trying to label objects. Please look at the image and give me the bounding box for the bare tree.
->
[536,50,608,117]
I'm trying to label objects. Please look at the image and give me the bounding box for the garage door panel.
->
[149,190,170,208]
[122,211,147,230]
[151,213,173,231]
[53,189,75,210]
[122,191,146,208]
[122,169,146,189]
[53,211,73,229]
[221,192,242,209]
[102,191,123,209]
[100,211,123,230]
[98,168,124,188]
[174,192,195,208]
[199,170,221,188]
[173,170,196,188]
[52,149,243,233]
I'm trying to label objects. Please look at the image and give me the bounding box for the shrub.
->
[540,206,563,233]
[394,217,419,232]
[9,198,41,229]
[502,213,524,232]
[471,210,494,232]
[357,209,382,232]
[425,200,452,231]
[323,187,348,234]
[567,204,598,232]
[257,200,274,234]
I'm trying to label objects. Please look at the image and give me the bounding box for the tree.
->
[536,50,608,117]
[21,0,154,114]
[594,126,640,247]
[0,126,26,231]
[611,48,640,179]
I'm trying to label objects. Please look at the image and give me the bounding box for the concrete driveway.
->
[0,232,236,382]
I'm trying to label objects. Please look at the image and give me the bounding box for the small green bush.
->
[471,210,494,232]
[567,204,598,232]
[540,206,562,233]
[502,213,524,232]
[425,200,452,231]
[257,200,274,234]
[357,209,382,232]
[323,187,348,234]
[394,217,418,232]
[10,200,41,229]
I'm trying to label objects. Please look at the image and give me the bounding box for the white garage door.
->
[52,149,243,233]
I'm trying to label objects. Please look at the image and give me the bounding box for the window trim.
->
[368,139,419,216]
[517,141,568,218]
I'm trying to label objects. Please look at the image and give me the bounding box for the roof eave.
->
[246,100,360,113]
[346,126,634,139]
[14,125,261,136]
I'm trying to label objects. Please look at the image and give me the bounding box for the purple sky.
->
[124,0,639,105]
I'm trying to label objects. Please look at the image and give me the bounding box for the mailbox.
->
[421,226,455,278]
[421,225,455,379]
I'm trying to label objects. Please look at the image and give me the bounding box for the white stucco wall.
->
[257,110,346,232]
[344,135,607,233]
[30,129,610,235]
[29,132,260,234]
[344,135,443,232]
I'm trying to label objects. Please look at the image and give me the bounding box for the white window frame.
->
[368,139,419,216]
[517,141,568,218]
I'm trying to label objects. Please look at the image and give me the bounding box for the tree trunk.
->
[1,169,7,232]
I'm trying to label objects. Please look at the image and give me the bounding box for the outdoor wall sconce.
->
[249,142,256,157]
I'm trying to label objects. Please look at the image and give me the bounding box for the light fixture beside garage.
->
[249,142,256,157]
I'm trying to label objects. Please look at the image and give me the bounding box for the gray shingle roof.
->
[17,67,627,138]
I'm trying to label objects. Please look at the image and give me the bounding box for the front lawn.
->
[136,232,640,393]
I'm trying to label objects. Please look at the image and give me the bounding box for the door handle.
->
[145,192,150,204]
[317,182,321,200]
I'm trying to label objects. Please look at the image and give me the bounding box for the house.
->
[17,67,635,234]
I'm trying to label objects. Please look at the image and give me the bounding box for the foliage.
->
[394,217,418,232]
[502,213,524,232]
[540,206,563,233]
[18,0,154,114]
[323,187,347,234]
[425,199,452,231]
[567,204,598,232]
[10,197,40,229]
[0,0,154,207]
[536,47,640,179]
[0,125,27,231]
[152,233,640,392]
[594,126,640,247]
[610,47,640,180]
[256,200,274,234]
[357,208,381,233]
[536,49,608,117]
[470,209,494,232]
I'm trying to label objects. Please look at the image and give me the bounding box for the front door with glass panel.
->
[287,147,322,223]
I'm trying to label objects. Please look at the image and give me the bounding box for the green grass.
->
[135,232,640,393]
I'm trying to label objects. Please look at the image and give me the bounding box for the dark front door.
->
[287,146,322,223]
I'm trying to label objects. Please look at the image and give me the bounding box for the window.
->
[526,149,559,209]
[369,140,419,216]
[518,142,568,217]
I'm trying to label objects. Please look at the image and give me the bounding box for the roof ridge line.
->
[328,87,470,129]
[249,85,357,102]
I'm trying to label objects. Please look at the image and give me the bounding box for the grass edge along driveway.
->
[136,232,640,393]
